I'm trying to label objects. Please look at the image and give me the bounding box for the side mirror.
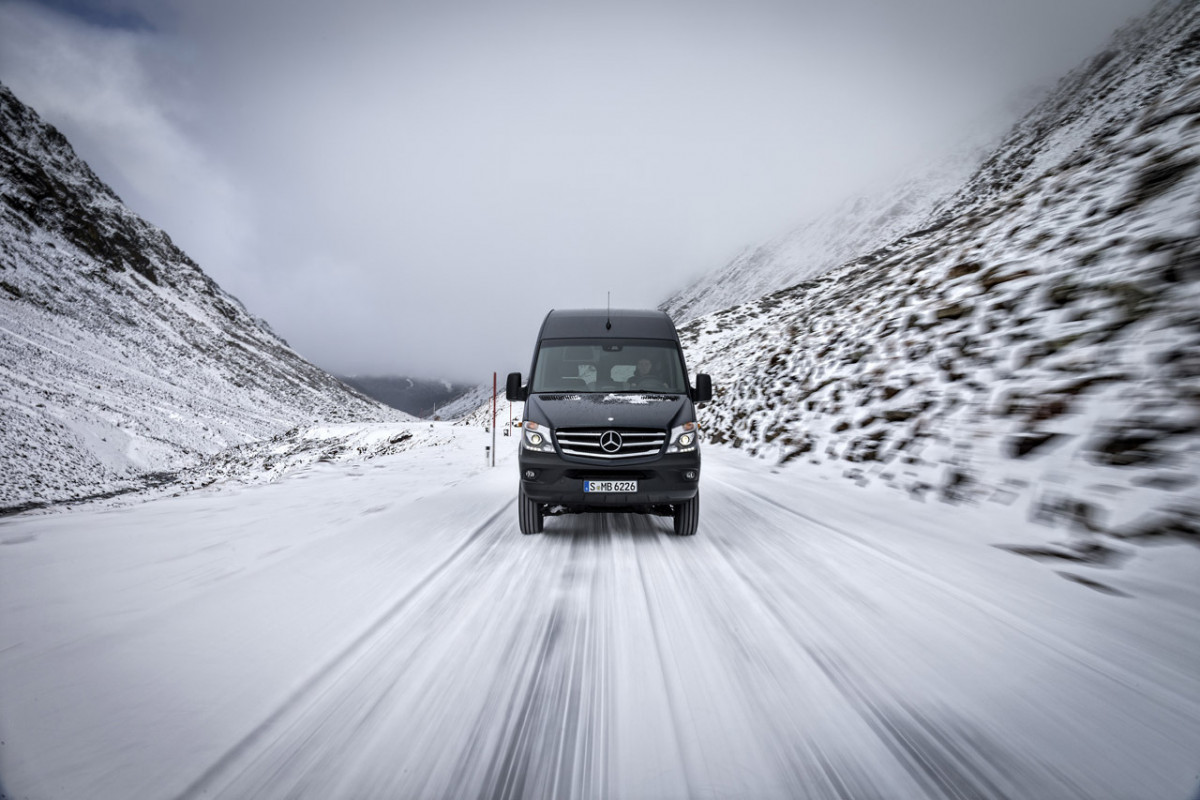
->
[692,373,713,404]
[506,372,527,402]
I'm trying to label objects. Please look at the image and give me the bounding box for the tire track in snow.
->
[471,521,623,800]
[700,481,1024,798]
[465,513,693,799]
[171,499,514,800]
[544,530,611,800]
[714,475,1200,727]
[630,524,705,799]
[626,507,882,798]
[701,477,1108,799]
[643,491,883,799]
[475,600,567,800]
[473,562,583,800]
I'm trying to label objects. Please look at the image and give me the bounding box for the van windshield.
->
[531,339,688,394]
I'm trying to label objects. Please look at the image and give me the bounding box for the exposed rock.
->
[1006,431,1065,458]
[996,540,1128,566]
[946,261,984,280]
[935,302,973,321]
[1109,505,1200,544]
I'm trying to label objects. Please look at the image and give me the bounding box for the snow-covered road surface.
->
[2,426,1198,799]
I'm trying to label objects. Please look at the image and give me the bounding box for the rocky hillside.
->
[661,148,983,325]
[666,0,1199,330]
[939,0,1200,219]
[0,83,407,512]
[681,0,1199,553]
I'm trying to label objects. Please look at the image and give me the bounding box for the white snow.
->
[1,422,1197,799]
[2,5,1199,799]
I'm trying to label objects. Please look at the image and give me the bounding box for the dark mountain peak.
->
[338,375,475,418]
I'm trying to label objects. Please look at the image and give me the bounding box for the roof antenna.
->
[606,292,612,330]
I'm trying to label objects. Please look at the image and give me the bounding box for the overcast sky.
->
[0,0,1161,381]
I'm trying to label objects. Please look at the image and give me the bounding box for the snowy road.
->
[2,428,1198,799]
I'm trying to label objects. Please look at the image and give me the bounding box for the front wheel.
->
[518,486,543,535]
[673,492,699,536]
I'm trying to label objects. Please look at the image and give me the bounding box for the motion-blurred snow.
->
[1,424,1197,799]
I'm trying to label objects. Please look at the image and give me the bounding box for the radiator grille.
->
[556,428,666,460]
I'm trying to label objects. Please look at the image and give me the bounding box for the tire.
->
[673,491,699,536]
[518,486,543,535]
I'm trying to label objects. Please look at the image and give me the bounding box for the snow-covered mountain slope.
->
[681,0,1200,553]
[939,0,1200,218]
[0,83,408,512]
[437,383,497,421]
[661,147,985,325]
[437,381,523,427]
[665,0,1198,327]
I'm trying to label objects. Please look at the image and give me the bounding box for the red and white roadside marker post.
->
[491,372,497,467]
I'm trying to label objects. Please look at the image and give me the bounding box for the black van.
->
[506,309,713,536]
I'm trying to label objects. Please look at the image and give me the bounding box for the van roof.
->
[538,309,679,340]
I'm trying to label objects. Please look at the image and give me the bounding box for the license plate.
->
[584,480,638,493]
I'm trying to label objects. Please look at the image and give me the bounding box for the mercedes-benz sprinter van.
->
[506,309,712,536]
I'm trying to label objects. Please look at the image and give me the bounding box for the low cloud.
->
[0,0,1161,381]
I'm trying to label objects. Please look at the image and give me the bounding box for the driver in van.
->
[628,358,658,388]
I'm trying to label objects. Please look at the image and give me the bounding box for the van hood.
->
[528,393,690,430]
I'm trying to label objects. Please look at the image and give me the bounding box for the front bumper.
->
[518,448,701,512]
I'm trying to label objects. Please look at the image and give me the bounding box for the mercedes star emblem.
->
[600,430,623,453]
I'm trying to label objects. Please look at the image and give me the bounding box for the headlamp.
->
[667,421,698,453]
